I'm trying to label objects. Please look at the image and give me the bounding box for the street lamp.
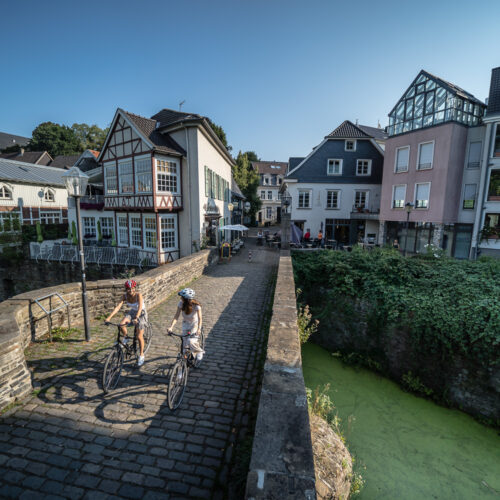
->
[403,202,414,257]
[62,167,91,341]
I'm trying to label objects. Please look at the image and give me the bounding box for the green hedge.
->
[292,248,500,371]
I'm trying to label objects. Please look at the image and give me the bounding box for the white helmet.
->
[178,288,195,300]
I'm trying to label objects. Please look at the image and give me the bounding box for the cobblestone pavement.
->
[0,232,279,499]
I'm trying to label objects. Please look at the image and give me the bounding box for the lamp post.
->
[403,202,414,257]
[62,167,91,341]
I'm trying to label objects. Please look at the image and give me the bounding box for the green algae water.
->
[302,343,500,500]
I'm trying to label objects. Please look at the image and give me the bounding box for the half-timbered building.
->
[97,107,235,264]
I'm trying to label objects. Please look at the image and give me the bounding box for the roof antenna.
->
[355,118,358,126]
[378,120,381,129]
[179,100,185,111]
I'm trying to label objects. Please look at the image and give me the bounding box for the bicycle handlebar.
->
[104,321,137,327]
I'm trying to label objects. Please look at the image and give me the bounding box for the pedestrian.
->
[304,228,311,242]
[393,239,400,250]
[168,288,204,363]
[317,229,324,247]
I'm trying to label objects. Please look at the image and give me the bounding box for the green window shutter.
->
[205,166,209,197]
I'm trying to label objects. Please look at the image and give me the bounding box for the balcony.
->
[350,204,380,220]
[69,195,105,210]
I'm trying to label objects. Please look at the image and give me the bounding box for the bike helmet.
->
[178,288,195,300]
[124,279,137,289]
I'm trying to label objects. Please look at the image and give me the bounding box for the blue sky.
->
[1,0,499,160]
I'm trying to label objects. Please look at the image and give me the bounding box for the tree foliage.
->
[71,123,109,151]
[233,151,262,221]
[207,119,231,152]
[29,122,82,157]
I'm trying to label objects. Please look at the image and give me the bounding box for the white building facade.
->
[252,161,287,226]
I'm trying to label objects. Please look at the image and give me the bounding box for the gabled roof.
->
[89,150,99,158]
[231,176,245,199]
[122,110,186,156]
[0,158,67,187]
[0,132,30,151]
[326,120,372,139]
[288,157,305,172]
[0,150,52,166]
[357,125,388,141]
[50,154,80,169]
[251,161,288,175]
[151,108,204,128]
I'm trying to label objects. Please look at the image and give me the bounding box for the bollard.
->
[248,250,252,262]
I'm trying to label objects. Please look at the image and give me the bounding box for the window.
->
[488,170,500,200]
[483,213,499,236]
[0,212,20,231]
[395,146,410,173]
[119,160,133,193]
[205,166,210,197]
[260,190,265,200]
[345,140,356,151]
[266,207,272,219]
[118,215,128,245]
[417,142,434,170]
[40,211,60,224]
[467,141,482,168]
[327,159,342,175]
[326,190,340,209]
[135,157,152,193]
[415,183,430,209]
[100,217,114,238]
[356,159,372,176]
[83,217,96,237]
[354,191,368,209]
[0,185,12,199]
[298,190,311,208]
[44,189,55,202]
[143,215,157,250]
[160,215,177,250]
[271,175,277,186]
[157,159,178,193]
[392,185,406,208]
[463,184,477,209]
[493,125,500,156]
[104,164,117,194]
[263,176,269,185]
[130,215,142,247]
[267,191,273,200]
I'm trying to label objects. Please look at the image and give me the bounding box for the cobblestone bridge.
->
[0,238,279,499]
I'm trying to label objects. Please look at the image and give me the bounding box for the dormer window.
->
[0,185,12,199]
[345,140,356,151]
[44,189,55,202]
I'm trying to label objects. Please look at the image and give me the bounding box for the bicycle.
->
[101,320,153,393]
[167,328,205,410]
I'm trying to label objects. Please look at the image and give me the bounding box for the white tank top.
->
[125,294,144,314]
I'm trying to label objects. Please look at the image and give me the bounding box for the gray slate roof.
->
[0,158,67,186]
[123,110,186,156]
[151,108,203,128]
[326,120,374,139]
[50,154,80,169]
[0,132,30,151]
[358,125,388,141]
[0,150,52,165]
[288,157,305,172]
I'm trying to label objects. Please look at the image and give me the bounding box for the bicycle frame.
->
[106,321,139,359]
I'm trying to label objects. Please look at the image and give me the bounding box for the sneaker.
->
[195,353,204,361]
[138,355,145,367]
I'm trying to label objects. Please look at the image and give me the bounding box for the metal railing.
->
[30,242,158,269]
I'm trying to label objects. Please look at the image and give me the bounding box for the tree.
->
[71,123,109,151]
[233,151,261,223]
[29,122,82,157]
[206,119,232,152]
[244,151,259,163]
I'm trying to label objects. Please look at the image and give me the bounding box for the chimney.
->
[486,66,500,116]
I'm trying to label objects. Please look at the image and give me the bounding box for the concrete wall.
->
[246,251,316,499]
[0,248,218,412]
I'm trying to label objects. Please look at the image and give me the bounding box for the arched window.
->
[44,189,55,202]
[0,185,12,199]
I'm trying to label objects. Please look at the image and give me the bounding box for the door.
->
[277,207,281,224]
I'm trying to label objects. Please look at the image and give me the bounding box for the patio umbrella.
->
[291,223,302,244]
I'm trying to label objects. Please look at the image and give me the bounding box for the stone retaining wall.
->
[0,249,218,411]
[246,251,316,499]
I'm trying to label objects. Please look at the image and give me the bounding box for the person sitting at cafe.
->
[304,229,311,242]
[317,230,324,248]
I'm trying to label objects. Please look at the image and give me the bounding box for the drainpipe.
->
[184,125,193,254]
[470,122,493,259]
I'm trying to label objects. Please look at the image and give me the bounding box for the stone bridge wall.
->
[246,251,316,499]
[0,249,218,411]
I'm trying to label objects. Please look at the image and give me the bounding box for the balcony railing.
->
[350,204,380,219]
[30,242,158,269]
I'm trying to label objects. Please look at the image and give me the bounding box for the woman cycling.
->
[105,279,147,367]
[168,288,204,363]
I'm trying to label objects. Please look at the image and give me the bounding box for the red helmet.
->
[124,279,137,289]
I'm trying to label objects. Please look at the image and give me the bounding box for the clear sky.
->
[1,0,499,160]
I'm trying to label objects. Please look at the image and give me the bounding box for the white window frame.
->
[467,141,482,169]
[100,216,114,238]
[83,217,96,238]
[129,214,142,248]
[345,140,356,152]
[160,214,178,251]
[104,162,117,195]
[44,188,56,202]
[118,159,134,194]
[156,157,180,194]
[267,190,273,200]
[0,211,21,231]
[392,184,406,209]
[462,183,477,210]
[40,210,61,224]
[260,190,266,200]
[117,214,128,246]
[395,146,410,173]
[298,190,311,209]
[143,214,157,250]
[356,159,372,176]
[0,184,13,200]
[135,155,152,193]
[266,207,273,219]
[417,141,434,170]
[327,159,343,176]
[326,190,341,209]
[354,190,369,209]
[414,182,431,209]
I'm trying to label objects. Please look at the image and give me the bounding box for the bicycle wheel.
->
[168,360,188,410]
[193,329,205,368]
[102,346,124,393]
[143,322,153,355]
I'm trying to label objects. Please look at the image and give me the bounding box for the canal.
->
[302,343,500,500]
